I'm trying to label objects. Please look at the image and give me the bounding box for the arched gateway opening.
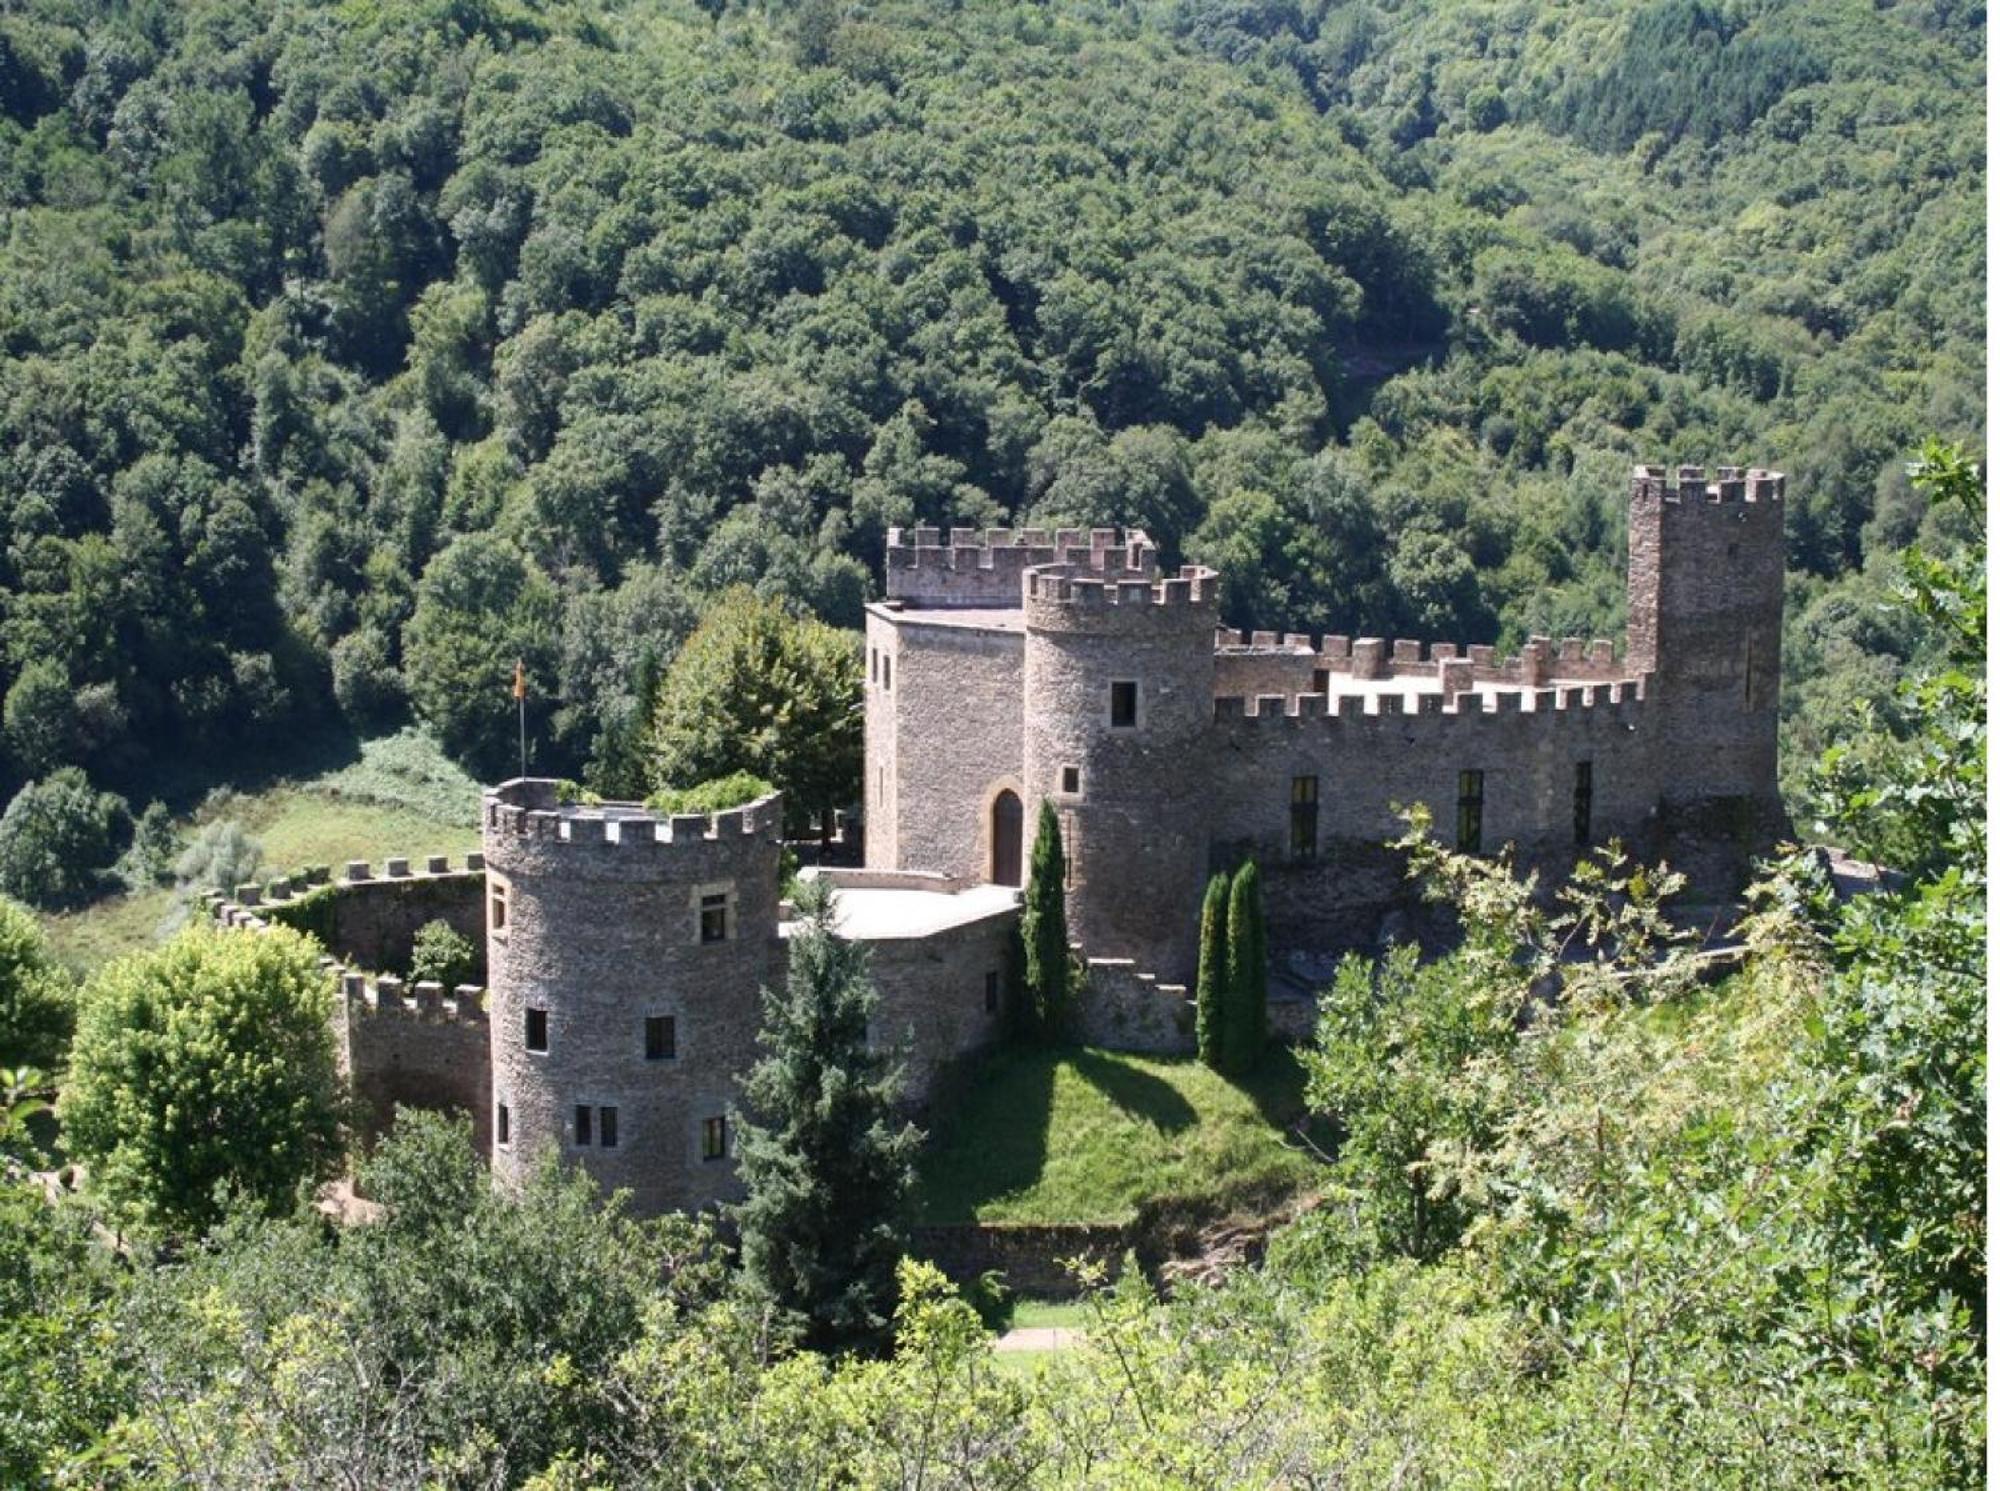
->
[990,789,1024,887]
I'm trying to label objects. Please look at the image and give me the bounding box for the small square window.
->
[1109,680,1138,728]
[702,1116,728,1162]
[984,969,1000,1014]
[1061,765,1080,794]
[598,1106,618,1148]
[699,891,729,944]
[496,1102,510,1147]
[645,1014,677,1060]
[574,1104,593,1146]
[525,1007,548,1053]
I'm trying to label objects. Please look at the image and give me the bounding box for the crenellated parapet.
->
[1023,562,1222,640]
[885,525,1159,608]
[1213,673,1651,729]
[341,969,487,1026]
[482,779,784,873]
[1630,463,1785,507]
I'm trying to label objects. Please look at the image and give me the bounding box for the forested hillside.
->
[0,0,1982,803]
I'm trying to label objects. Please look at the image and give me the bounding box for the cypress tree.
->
[1224,858,1267,1074]
[1020,800,1070,1042]
[732,877,919,1356]
[1194,872,1231,1069]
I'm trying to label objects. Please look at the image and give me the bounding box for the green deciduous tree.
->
[732,877,918,1355]
[646,587,860,838]
[1021,800,1071,1043]
[58,924,343,1235]
[0,895,72,1070]
[1194,871,1230,1069]
[408,918,476,989]
[0,768,127,909]
[1223,858,1266,1074]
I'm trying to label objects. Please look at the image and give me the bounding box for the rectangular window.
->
[1061,765,1079,794]
[598,1106,618,1148]
[700,891,729,944]
[1109,680,1138,728]
[1573,760,1593,850]
[491,881,507,932]
[645,1014,677,1060]
[869,647,877,683]
[496,1103,510,1147]
[1456,770,1485,854]
[1312,667,1330,695]
[574,1104,592,1146]
[525,1007,548,1053]
[702,1116,727,1162]
[882,655,891,691]
[984,970,1000,1014]
[1289,775,1319,862]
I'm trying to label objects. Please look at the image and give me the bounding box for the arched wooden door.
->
[990,790,1024,887]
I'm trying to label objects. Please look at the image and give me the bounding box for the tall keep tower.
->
[1626,465,1787,876]
[1022,563,1221,983]
[481,780,784,1215]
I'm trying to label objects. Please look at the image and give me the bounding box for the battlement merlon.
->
[1023,563,1220,609]
[1630,463,1786,508]
[342,970,488,1025]
[1213,671,1652,725]
[482,779,785,847]
[884,526,1160,608]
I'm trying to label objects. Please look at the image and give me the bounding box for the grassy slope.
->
[40,731,481,975]
[915,1044,1326,1227]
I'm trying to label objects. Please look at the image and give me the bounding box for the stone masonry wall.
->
[850,902,1016,1106]
[319,861,485,975]
[341,973,492,1155]
[872,612,1025,884]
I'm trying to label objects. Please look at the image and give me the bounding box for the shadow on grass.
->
[1236,1044,1340,1161]
[913,1043,1058,1223]
[1070,1048,1197,1134]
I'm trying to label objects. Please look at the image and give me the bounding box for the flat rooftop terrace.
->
[786,875,1020,941]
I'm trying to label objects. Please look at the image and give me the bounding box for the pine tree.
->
[1021,800,1071,1042]
[732,877,919,1355]
[1224,859,1267,1074]
[1195,872,1231,1069]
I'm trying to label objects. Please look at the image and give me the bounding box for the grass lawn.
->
[915,1043,1327,1227]
[1005,1299,1094,1332]
[39,731,481,975]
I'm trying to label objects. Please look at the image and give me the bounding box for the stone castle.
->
[213,463,1786,1217]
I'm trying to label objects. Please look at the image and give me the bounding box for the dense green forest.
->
[0,0,1983,817]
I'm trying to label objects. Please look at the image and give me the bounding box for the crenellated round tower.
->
[1022,563,1220,983]
[481,779,784,1215]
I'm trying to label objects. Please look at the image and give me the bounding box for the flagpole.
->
[515,658,527,780]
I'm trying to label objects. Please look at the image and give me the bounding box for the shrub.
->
[173,820,264,897]
[1224,859,1266,1074]
[409,918,476,989]
[118,801,181,889]
[1021,801,1071,1043]
[0,769,128,909]
[643,770,774,816]
[1195,872,1230,1070]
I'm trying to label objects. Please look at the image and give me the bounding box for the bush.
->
[118,801,180,890]
[173,820,264,897]
[58,923,344,1235]
[330,626,408,727]
[0,769,128,909]
[642,771,774,816]
[409,918,476,989]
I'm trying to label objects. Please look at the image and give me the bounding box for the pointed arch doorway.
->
[989,789,1024,887]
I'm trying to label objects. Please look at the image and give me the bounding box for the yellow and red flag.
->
[512,659,526,701]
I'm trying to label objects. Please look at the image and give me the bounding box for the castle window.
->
[645,1014,677,1060]
[1456,770,1485,854]
[598,1106,618,1149]
[1061,765,1080,794]
[984,970,1000,1014]
[574,1104,592,1146]
[882,655,891,691]
[1312,668,1330,695]
[702,1116,728,1162]
[697,887,731,944]
[496,1103,510,1147]
[1573,760,1593,849]
[869,647,877,683]
[1290,775,1319,862]
[490,881,507,933]
[1109,680,1139,728]
[525,1007,549,1053]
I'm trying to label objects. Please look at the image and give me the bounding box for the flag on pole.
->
[513,659,527,700]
